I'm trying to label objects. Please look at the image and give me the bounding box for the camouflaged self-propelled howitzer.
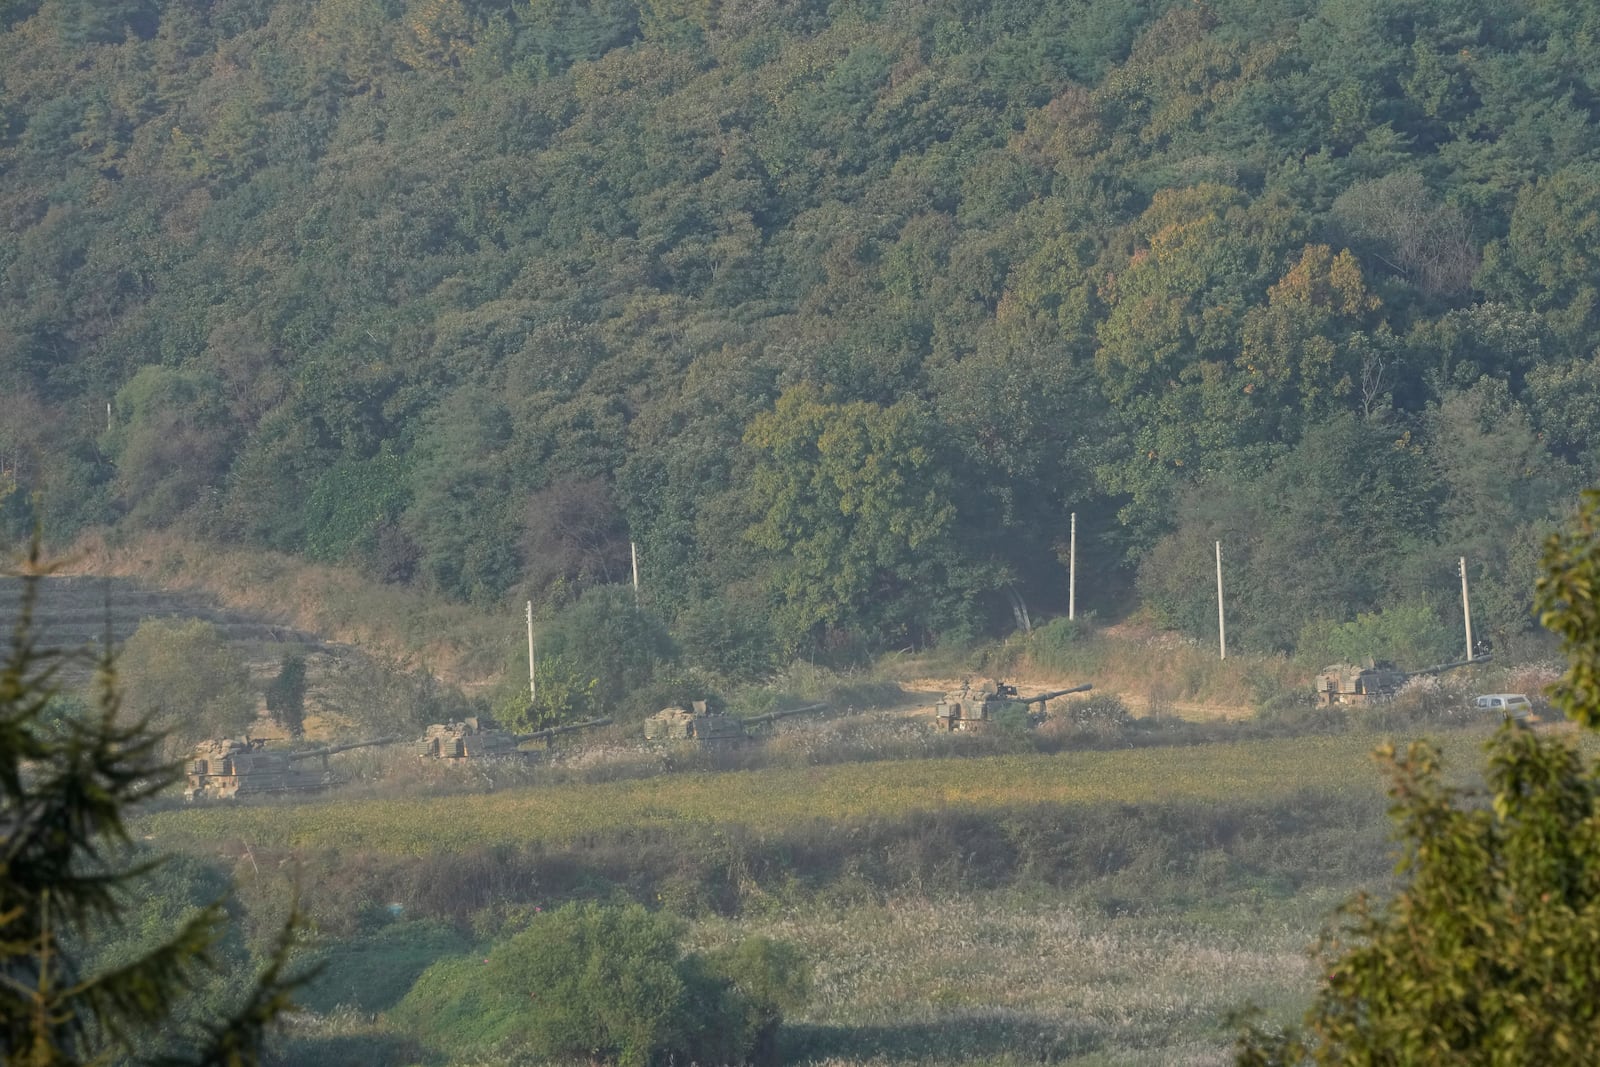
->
[416,716,612,761]
[934,679,1093,732]
[643,701,747,747]
[185,735,399,801]
[643,701,829,747]
[1314,654,1488,706]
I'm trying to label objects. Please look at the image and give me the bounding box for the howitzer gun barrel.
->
[743,702,829,727]
[1404,654,1492,679]
[288,736,402,762]
[1020,683,1093,706]
[513,716,613,743]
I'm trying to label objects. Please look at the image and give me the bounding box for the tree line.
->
[2,0,1598,673]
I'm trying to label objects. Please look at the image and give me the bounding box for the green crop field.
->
[142,729,1460,856]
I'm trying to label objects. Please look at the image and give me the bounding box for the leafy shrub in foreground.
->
[396,903,808,1066]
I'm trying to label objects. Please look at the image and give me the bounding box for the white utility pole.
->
[1460,557,1474,661]
[526,601,537,702]
[1215,540,1227,661]
[1069,512,1077,621]
[630,541,640,604]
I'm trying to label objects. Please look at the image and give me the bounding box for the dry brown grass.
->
[686,893,1331,1066]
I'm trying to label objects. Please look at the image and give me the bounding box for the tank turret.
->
[933,680,1093,731]
[417,718,523,761]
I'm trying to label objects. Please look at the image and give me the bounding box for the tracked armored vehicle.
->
[933,679,1093,732]
[185,735,398,801]
[1315,655,1488,706]
[644,701,746,747]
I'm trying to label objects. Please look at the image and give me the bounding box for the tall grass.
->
[276,889,1347,1067]
[714,894,1334,1066]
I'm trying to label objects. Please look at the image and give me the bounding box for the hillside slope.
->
[3,0,1597,671]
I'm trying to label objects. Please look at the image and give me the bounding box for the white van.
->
[1474,694,1535,723]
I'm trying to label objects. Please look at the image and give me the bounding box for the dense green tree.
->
[537,585,677,717]
[53,0,156,46]
[3,0,1600,665]
[404,387,520,604]
[1236,244,1381,437]
[303,447,412,568]
[1526,351,1600,466]
[1140,413,1440,651]
[1296,602,1459,671]
[1092,184,1304,537]
[1481,164,1600,347]
[495,649,599,731]
[102,365,234,529]
[1426,379,1575,644]
[743,383,981,653]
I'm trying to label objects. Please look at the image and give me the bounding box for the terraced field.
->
[0,575,324,664]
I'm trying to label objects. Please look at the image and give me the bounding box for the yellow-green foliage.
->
[142,731,1407,857]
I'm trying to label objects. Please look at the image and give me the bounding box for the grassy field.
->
[710,892,1340,1066]
[276,888,1342,1067]
[142,729,1429,856]
[156,723,1525,1067]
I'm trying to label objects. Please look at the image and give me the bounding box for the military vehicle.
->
[185,735,399,801]
[934,680,1094,732]
[417,716,612,761]
[643,701,829,746]
[1315,655,1488,706]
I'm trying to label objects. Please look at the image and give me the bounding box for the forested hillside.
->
[2,0,1597,672]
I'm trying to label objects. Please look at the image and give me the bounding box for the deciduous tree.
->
[1236,489,1600,1064]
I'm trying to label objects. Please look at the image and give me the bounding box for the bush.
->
[119,617,255,748]
[540,587,679,718]
[265,653,307,738]
[493,649,600,731]
[1296,602,1458,671]
[701,937,812,1066]
[1028,615,1092,661]
[395,903,809,1067]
